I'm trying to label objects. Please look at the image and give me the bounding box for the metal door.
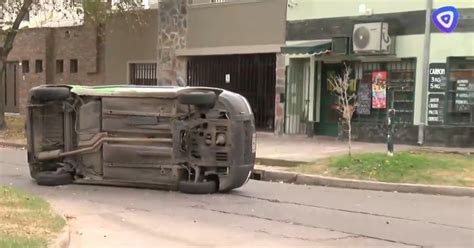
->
[318,63,343,137]
[285,58,310,134]
[187,54,276,131]
[3,62,19,113]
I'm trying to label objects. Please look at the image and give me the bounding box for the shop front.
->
[424,56,474,146]
[282,40,419,142]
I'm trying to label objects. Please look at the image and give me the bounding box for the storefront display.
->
[428,94,445,125]
[356,82,371,115]
[371,71,387,109]
[445,57,474,125]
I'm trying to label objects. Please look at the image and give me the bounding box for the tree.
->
[328,64,357,156]
[0,0,143,129]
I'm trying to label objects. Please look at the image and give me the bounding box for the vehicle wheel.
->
[36,171,74,186]
[178,180,218,194]
[30,87,70,102]
[177,91,216,108]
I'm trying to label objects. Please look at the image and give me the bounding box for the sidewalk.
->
[255,132,474,165]
[1,133,473,163]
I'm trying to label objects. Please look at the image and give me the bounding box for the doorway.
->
[285,58,311,134]
[316,63,344,137]
[3,62,20,113]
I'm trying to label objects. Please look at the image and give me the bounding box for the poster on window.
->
[371,71,387,109]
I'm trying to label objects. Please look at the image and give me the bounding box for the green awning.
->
[281,40,332,56]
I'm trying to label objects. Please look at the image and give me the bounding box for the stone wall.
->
[348,123,419,145]
[341,122,474,147]
[157,0,187,85]
[424,126,474,147]
[7,25,105,114]
[274,53,286,135]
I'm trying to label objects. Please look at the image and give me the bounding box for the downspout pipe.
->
[418,0,433,145]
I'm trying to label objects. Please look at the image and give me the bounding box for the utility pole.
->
[418,0,433,145]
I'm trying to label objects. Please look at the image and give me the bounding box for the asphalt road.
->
[1,147,473,248]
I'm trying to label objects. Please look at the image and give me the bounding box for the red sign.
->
[372,71,387,109]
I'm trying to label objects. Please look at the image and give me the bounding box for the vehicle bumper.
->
[218,163,254,192]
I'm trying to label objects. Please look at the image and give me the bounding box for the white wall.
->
[287,0,426,20]
[288,0,474,20]
[430,33,474,63]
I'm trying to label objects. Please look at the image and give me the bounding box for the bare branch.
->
[2,0,33,58]
[327,64,357,156]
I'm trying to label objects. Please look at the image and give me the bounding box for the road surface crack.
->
[255,229,359,243]
[231,193,473,231]
[191,205,421,247]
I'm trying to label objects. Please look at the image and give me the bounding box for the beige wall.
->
[187,0,287,49]
[105,10,158,84]
[287,0,474,20]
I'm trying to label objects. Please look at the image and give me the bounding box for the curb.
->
[48,216,70,248]
[417,147,473,156]
[256,157,306,167]
[0,141,26,148]
[251,169,474,197]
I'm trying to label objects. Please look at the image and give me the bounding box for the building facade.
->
[4,25,105,114]
[283,0,474,146]
[157,0,287,132]
[105,9,159,85]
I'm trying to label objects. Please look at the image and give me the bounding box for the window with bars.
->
[446,57,474,125]
[190,0,228,4]
[352,59,416,125]
[129,63,157,86]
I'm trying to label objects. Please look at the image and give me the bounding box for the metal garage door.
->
[187,54,276,131]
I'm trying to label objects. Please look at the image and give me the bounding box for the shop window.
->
[352,59,416,125]
[386,60,416,125]
[22,60,29,73]
[446,57,474,125]
[70,59,78,73]
[35,60,43,73]
[56,60,64,73]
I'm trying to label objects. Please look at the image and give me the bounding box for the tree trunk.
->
[0,57,5,130]
[348,120,352,157]
[0,0,35,129]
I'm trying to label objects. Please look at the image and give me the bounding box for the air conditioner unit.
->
[353,22,391,54]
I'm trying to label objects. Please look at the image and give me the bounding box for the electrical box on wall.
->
[331,37,350,55]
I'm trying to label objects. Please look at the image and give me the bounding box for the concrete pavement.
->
[2,132,473,164]
[1,147,473,247]
[256,132,474,164]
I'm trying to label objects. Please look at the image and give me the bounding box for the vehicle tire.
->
[36,171,74,186]
[178,180,218,194]
[30,87,70,102]
[177,91,216,107]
